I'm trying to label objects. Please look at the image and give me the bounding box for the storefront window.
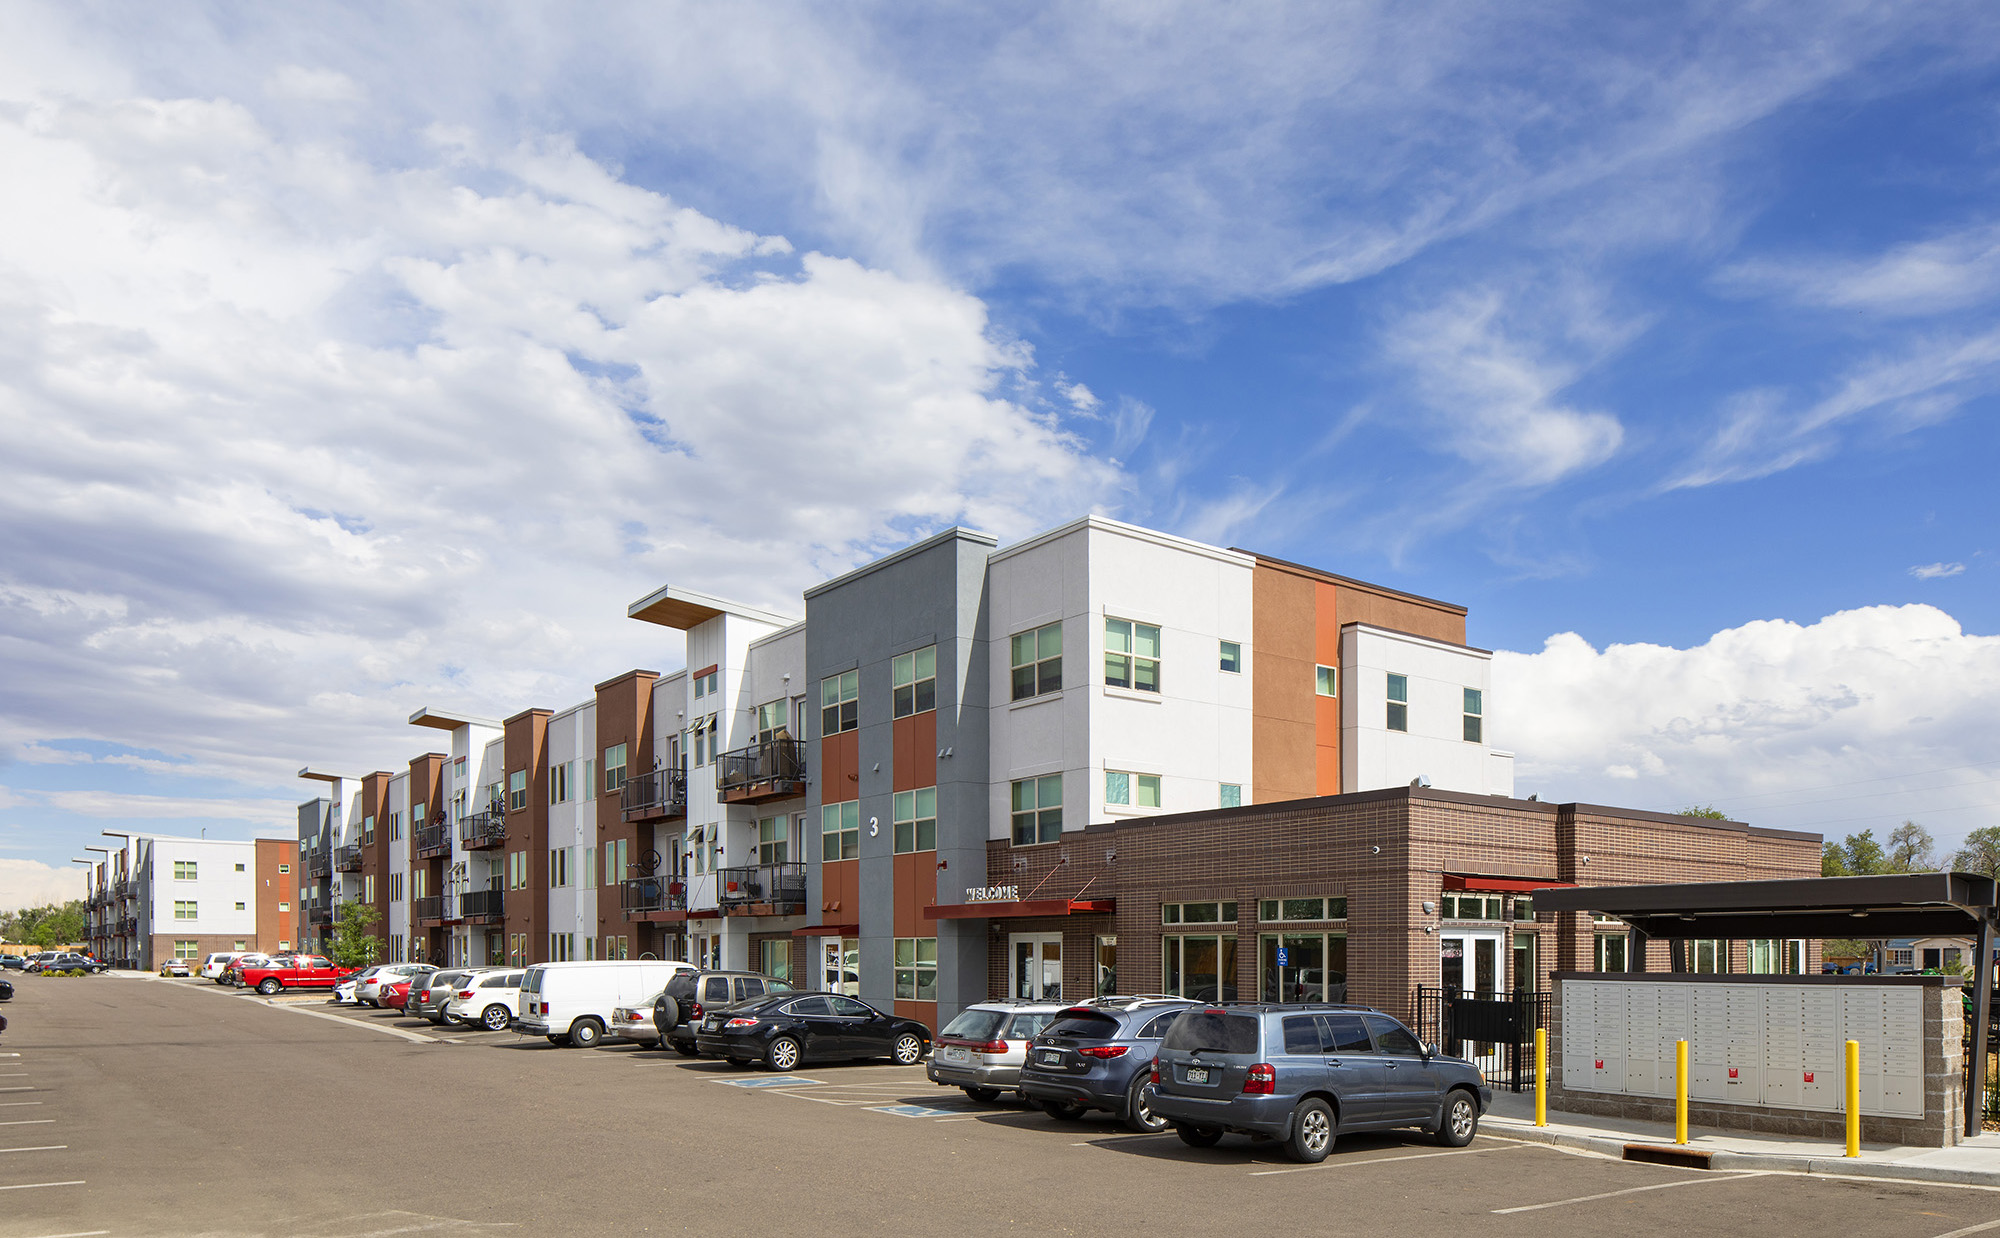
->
[1257,897,1346,922]
[894,938,937,1001]
[1095,935,1117,996]
[1594,932,1628,971]
[1691,939,1727,974]
[1259,933,1347,1002]
[1512,932,1538,991]
[1162,901,1237,925]
[1162,934,1237,1002]
[1441,894,1502,920]
[759,938,792,983]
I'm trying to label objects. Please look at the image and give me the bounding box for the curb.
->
[1487,1119,2000,1188]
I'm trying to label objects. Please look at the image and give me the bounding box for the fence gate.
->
[1415,987,1550,1092]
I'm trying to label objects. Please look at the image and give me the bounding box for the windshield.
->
[1160,1011,1259,1055]
[1044,1012,1121,1040]
[940,1008,1005,1040]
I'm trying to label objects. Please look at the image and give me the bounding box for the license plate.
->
[1185,1066,1210,1084]
[1037,1050,1062,1065]
[705,1018,720,1031]
[944,1047,968,1062]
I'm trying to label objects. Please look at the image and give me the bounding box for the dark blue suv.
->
[1019,996,1197,1132]
[1150,1004,1491,1163]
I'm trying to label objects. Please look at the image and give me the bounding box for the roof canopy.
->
[1535,872,1998,939]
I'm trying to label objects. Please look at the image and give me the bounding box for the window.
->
[820,801,860,861]
[692,668,719,700]
[892,789,936,854]
[389,873,404,902]
[1104,618,1160,693]
[1096,935,1118,996]
[1386,673,1408,732]
[1691,939,1727,974]
[364,874,375,904]
[757,816,790,864]
[278,901,290,913]
[1889,948,1915,967]
[235,863,245,872]
[508,771,528,811]
[174,940,199,960]
[1257,897,1347,922]
[603,744,627,793]
[549,762,571,804]
[1316,665,1338,697]
[363,814,376,842]
[1594,932,1628,971]
[1219,641,1241,674]
[821,671,859,734]
[603,838,628,886]
[508,851,529,891]
[1261,933,1349,1002]
[1749,939,1808,974]
[277,863,289,874]
[278,940,291,952]
[174,901,197,921]
[688,826,716,875]
[1010,623,1063,701]
[412,802,426,830]
[548,848,571,889]
[691,716,717,765]
[1514,897,1536,921]
[1162,900,1237,924]
[1219,783,1242,808]
[1161,934,1237,1001]
[549,933,577,962]
[894,938,938,1000]
[759,938,793,983]
[389,811,403,841]
[234,902,246,911]
[484,781,504,813]
[756,700,790,742]
[1010,774,1062,845]
[1440,894,1502,921]
[580,759,595,802]
[1104,770,1161,809]
[233,939,246,951]
[892,646,937,717]
[1463,688,1483,743]
[174,860,197,881]
[582,845,595,889]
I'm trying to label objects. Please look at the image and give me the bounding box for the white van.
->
[517,960,696,1048]
[201,952,250,982]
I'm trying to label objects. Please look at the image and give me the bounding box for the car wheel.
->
[892,1032,926,1065]
[481,1005,511,1032]
[962,1086,1001,1104]
[1175,1125,1223,1148]
[257,979,281,995]
[1124,1074,1168,1134]
[1435,1088,1478,1147]
[569,1018,605,1049]
[766,1035,803,1072]
[1040,1099,1087,1122]
[1284,1098,1335,1163]
[671,1039,700,1058]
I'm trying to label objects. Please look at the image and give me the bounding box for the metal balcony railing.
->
[307,847,332,878]
[459,809,507,850]
[717,862,807,910]
[619,877,688,917]
[715,738,807,804]
[459,889,505,923]
[412,822,451,860]
[620,767,688,821]
[306,899,333,925]
[335,845,363,873]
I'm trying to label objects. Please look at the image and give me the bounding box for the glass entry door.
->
[1011,933,1063,1002]
[1440,931,1503,996]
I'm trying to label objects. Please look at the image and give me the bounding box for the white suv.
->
[443,969,527,1031]
[927,1002,1069,1101]
[201,952,249,982]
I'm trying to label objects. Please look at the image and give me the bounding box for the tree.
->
[1887,820,1937,873]
[1679,805,1728,819]
[1821,840,1851,877]
[326,900,381,970]
[0,901,86,949]
[1951,826,2000,881]
[1822,829,1891,877]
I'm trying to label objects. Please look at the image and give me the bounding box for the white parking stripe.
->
[0,1180,84,1191]
[269,1002,439,1044]
[1248,1143,1519,1176]
[1491,1171,1769,1214]
[0,1087,35,1092]
[18,1230,110,1237]
[0,1145,68,1153]
[1928,1220,2000,1238]
[0,1102,42,1107]
[0,1119,54,1125]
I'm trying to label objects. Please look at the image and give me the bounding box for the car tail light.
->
[974,1040,1009,1055]
[1242,1064,1277,1095]
[1079,1046,1130,1059]
[1150,1066,1161,1086]
[625,1011,646,1022]
[457,991,473,1000]
[725,1017,759,1029]
[691,1002,704,1021]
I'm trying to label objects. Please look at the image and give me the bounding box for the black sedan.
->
[0,976,12,1001]
[693,992,930,1071]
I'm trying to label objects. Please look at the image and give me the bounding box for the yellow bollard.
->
[1535,1027,1547,1127]
[1846,1039,1861,1157]
[1675,1038,1689,1145]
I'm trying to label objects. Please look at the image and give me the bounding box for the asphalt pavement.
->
[0,972,1997,1237]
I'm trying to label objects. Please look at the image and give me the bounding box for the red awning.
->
[792,923,859,937]
[1442,874,1575,893]
[922,899,1115,920]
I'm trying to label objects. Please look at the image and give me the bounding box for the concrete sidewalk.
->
[1483,1087,2000,1187]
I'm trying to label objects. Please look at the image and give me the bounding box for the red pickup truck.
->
[240,955,356,995]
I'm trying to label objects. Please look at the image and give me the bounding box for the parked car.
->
[693,991,931,1070]
[201,952,251,982]
[1149,1004,1491,1163]
[356,963,430,1007]
[443,968,527,1031]
[409,969,481,1023]
[926,1001,1069,1100]
[648,970,795,1054]
[0,976,12,1001]
[516,960,695,1048]
[159,959,192,977]
[240,955,355,995]
[331,975,360,1004]
[1017,996,1199,1130]
[219,954,278,985]
[28,952,106,974]
[0,955,26,970]
[20,952,56,972]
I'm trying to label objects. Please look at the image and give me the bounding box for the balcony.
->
[117,916,135,935]
[459,810,507,851]
[619,877,688,919]
[307,847,332,878]
[412,822,452,861]
[460,889,505,924]
[620,767,688,823]
[715,739,807,805]
[113,878,129,898]
[335,845,363,873]
[306,899,333,925]
[413,894,462,925]
[717,862,807,915]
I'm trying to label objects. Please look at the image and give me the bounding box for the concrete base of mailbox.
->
[1548,973,1966,1148]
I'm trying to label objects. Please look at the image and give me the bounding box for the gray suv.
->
[1019,996,1197,1131]
[1150,1004,1490,1163]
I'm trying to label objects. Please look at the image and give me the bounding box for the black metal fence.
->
[1414,987,1551,1092]
[621,767,688,819]
[716,739,807,797]
[1965,1010,1999,1126]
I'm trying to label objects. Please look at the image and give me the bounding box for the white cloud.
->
[1493,604,2000,850]
[1910,562,1966,580]
[264,65,365,104]
[0,858,85,915]
[1717,221,2000,317]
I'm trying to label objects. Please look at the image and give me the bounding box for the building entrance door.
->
[1440,931,1503,996]
[822,937,859,995]
[1010,933,1063,1002]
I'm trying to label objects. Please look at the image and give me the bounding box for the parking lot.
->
[0,974,1998,1237]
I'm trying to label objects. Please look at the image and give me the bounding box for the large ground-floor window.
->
[758,938,791,982]
[1259,932,1347,1002]
[174,940,199,960]
[1593,932,1627,971]
[894,938,937,1001]
[1162,934,1238,1002]
[1749,938,1808,974]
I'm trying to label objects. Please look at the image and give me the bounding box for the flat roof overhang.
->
[408,708,502,731]
[1444,874,1575,894]
[922,899,1115,920]
[793,923,860,937]
[627,584,797,631]
[1534,872,1997,939]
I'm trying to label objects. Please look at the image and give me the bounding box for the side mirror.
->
[1422,1042,1439,1059]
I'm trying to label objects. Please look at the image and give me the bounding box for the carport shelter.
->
[1535,872,1999,1137]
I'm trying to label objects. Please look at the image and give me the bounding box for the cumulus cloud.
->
[1493,605,2000,850]
[0,859,85,915]
[1910,562,1966,580]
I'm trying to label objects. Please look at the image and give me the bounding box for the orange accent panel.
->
[1251,562,1317,803]
[893,1001,937,1031]
[1314,579,1342,795]
[822,858,859,915]
[892,714,937,791]
[821,730,860,802]
[892,851,938,937]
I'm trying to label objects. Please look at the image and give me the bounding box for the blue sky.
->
[2,2,1998,908]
